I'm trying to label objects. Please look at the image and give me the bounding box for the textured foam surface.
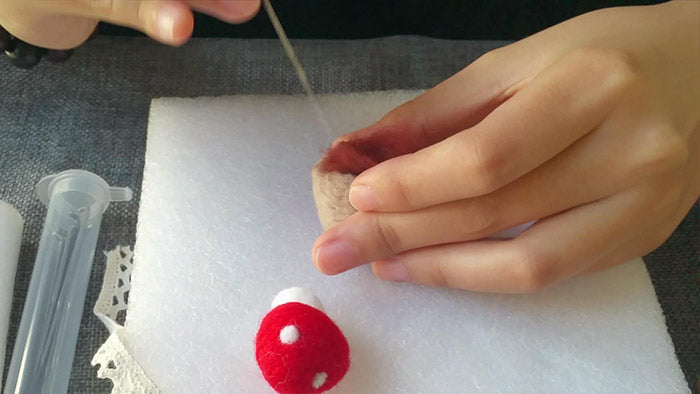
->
[126,91,688,393]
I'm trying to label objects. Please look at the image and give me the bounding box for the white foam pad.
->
[0,202,23,379]
[126,91,687,393]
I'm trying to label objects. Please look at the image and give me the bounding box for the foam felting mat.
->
[124,91,688,393]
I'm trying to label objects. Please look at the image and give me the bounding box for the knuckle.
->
[379,99,429,141]
[457,198,499,238]
[377,103,408,130]
[430,260,451,288]
[436,258,471,289]
[630,125,690,179]
[466,135,507,194]
[381,99,416,122]
[473,47,504,69]
[375,215,404,255]
[83,0,115,13]
[82,0,147,26]
[638,125,689,173]
[512,247,558,293]
[565,47,641,96]
[81,0,147,26]
[394,172,419,209]
[136,0,149,24]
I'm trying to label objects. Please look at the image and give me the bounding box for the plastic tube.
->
[3,170,131,394]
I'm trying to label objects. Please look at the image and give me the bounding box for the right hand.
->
[0,0,261,49]
[312,1,700,293]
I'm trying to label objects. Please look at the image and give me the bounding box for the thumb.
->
[49,0,194,46]
[0,12,97,49]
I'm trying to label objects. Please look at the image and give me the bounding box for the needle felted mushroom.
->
[255,287,350,394]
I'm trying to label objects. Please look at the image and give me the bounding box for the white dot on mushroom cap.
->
[312,372,327,389]
[279,325,300,344]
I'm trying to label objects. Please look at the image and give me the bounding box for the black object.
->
[1,25,85,69]
[5,41,45,69]
[0,26,10,52]
[44,49,74,63]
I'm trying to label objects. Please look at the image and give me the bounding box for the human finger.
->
[53,0,195,45]
[188,0,260,23]
[349,48,637,212]
[314,114,684,275]
[370,186,650,293]
[317,48,522,175]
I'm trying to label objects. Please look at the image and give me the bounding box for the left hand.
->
[312,1,700,293]
[0,0,260,48]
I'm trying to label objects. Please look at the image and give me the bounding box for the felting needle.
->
[262,0,335,146]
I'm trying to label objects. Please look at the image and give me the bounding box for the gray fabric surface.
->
[0,36,697,393]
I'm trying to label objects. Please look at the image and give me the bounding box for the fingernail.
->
[374,259,410,282]
[315,240,358,274]
[349,184,379,211]
[156,7,177,42]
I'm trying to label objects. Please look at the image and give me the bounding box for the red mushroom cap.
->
[255,292,350,393]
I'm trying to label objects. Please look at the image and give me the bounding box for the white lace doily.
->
[91,246,160,393]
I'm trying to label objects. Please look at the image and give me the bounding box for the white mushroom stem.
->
[271,287,324,311]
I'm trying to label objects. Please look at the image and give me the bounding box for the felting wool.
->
[311,167,356,230]
[256,288,350,394]
[311,136,410,229]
